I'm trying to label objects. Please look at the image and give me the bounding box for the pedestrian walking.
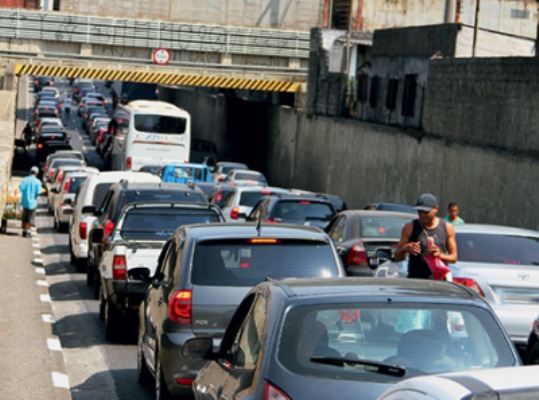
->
[19,166,42,238]
[394,193,457,279]
[444,201,465,225]
[22,122,33,148]
[63,95,72,121]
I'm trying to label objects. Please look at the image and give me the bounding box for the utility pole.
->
[472,0,481,57]
[344,0,353,76]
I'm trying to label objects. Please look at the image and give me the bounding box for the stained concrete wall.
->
[264,107,539,231]
[423,57,539,156]
[0,90,16,219]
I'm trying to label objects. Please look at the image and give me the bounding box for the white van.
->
[109,100,191,171]
[67,171,160,271]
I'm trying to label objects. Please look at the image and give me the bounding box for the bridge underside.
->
[10,62,303,93]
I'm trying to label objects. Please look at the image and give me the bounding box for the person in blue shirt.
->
[19,166,42,238]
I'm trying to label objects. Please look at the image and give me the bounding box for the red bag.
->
[424,254,452,281]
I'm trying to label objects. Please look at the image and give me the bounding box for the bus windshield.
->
[134,114,187,134]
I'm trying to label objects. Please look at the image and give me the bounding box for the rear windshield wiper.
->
[310,356,406,377]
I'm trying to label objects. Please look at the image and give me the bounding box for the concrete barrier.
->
[0,90,16,220]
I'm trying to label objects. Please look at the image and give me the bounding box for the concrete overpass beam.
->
[289,58,301,69]
[220,53,232,65]
[80,43,92,57]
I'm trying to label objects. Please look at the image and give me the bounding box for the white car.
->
[378,365,539,400]
[220,185,290,222]
[67,171,161,271]
[211,161,249,183]
[53,168,99,232]
[222,169,267,186]
[46,162,87,212]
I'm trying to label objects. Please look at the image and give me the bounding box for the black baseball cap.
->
[414,193,438,212]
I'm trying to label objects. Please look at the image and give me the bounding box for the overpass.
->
[0,9,309,92]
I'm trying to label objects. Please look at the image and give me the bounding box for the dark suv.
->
[137,223,345,399]
[86,181,207,295]
[247,194,337,229]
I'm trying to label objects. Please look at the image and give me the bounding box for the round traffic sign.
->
[152,48,171,65]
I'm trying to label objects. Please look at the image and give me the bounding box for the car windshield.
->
[51,159,83,169]
[191,240,340,286]
[456,233,539,265]
[120,209,220,240]
[359,216,414,239]
[277,303,516,382]
[239,191,270,207]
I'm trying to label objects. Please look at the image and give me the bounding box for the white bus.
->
[109,100,191,171]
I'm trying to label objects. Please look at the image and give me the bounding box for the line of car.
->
[37,78,539,399]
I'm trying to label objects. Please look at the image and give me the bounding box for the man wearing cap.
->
[394,193,457,279]
[19,166,42,238]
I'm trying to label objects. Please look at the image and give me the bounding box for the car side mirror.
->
[181,337,215,360]
[91,228,104,244]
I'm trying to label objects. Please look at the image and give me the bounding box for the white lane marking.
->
[33,258,44,265]
[32,243,40,248]
[42,314,56,323]
[33,250,41,255]
[37,279,49,287]
[35,267,45,274]
[47,338,62,351]
[40,294,52,303]
[51,372,70,389]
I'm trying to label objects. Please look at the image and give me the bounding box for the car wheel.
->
[103,297,120,342]
[155,351,173,400]
[137,330,152,388]
[93,271,101,300]
[69,239,76,266]
[529,342,539,365]
[98,287,105,321]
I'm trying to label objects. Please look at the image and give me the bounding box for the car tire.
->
[86,259,95,287]
[93,271,101,300]
[528,342,539,365]
[103,296,120,342]
[155,351,173,400]
[69,239,77,266]
[137,330,152,388]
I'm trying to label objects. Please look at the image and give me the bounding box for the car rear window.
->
[222,165,247,174]
[120,209,221,240]
[270,201,335,222]
[68,177,88,194]
[234,172,264,182]
[191,239,340,286]
[114,191,206,220]
[51,159,83,169]
[93,183,114,207]
[277,303,515,381]
[456,233,539,265]
[359,216,414,239]
[239,191,268,207]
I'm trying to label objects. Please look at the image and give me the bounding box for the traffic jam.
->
[27,75,539,400]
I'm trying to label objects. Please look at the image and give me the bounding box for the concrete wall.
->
[0,90,16,219]
[423,57,539,156]
[264,106,539,231]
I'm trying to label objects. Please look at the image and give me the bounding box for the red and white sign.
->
[152,48,171,65]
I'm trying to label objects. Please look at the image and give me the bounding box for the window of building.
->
[401,74,417,117]
[386,79,399,111]
[357,74,368,103]
[369,76,380,108]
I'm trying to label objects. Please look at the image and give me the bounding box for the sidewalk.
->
[0,181,71,400]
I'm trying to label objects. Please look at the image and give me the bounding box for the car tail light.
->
[34,79,39,85]
[112,255,126,280]
[175,378,194,386]
[265,382,290,400]
[230,207,239,220]
[63,179,71,193]
[44,165,49,172]
[104,220,115,235]
[453,278,485,297]
[248,238,280,244]
[126,157,132,170]
[37,143,43,149]
[168,290,192,324]
[346,241,368,267]
[79,222,87,240]
[265,219,280,223]
[84,113,88,119]
[299,201,311,204]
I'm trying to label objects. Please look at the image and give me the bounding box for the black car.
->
[247,194,336,229]
[86,181,208,295]
[185,277,521,400]
[325,210,415,276]
[35,133,71,165]
[207,183,235,209]
[137,223,346,399]
[91,202,225,341]
[34,75,54,92]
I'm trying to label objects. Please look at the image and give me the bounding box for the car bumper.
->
[103,279,148,312]
[345,265,376,277]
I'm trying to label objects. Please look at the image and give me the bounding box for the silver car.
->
[451,224,539,347]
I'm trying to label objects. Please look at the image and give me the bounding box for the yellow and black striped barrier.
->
[14,64,302,93]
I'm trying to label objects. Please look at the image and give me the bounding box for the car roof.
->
[335,209,418,219]
[266,194,335,203]
[183,222,332,240]
[263,277,481,302]
[454,223,539,237]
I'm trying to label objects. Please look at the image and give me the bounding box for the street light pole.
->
[472,0,481,57]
